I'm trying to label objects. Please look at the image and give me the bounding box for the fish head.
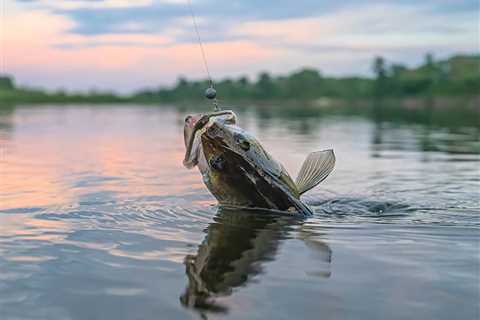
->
[183,111,237,169]
[200,119,254,163]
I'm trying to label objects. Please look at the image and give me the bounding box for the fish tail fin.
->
[295,149,335,195]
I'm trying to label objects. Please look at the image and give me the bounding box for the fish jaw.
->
[183,114,202,147]
[183,114,203,168]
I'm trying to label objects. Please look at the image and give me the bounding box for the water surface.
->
[0,104,478,320]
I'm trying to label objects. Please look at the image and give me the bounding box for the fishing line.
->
[186,0,220,110]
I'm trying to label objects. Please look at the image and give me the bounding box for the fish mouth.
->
[183,110,237,168]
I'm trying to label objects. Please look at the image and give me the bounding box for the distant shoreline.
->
[1,54,478,108]
[1,95,478,113]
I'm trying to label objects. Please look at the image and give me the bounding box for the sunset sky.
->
[1,0,478,93]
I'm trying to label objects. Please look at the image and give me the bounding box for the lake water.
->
[0,103,479,320]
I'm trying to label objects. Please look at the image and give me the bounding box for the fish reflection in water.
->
[180,207,331,315]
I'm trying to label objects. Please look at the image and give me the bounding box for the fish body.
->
[183,111,335,216]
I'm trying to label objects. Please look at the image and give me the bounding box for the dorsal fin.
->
[295,150,335,195]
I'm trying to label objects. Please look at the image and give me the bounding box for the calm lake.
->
[0,103,479,320]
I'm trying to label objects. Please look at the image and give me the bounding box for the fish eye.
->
[234,133,250,151]
[239,140,250,151]
[184,115,192,123]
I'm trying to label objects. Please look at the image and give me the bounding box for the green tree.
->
[254,72,277,99]
[373,56,387,97]
[0,75,14,90]
[373,57,387,80]
[284,69,322,99]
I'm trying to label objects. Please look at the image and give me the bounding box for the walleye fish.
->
[183,110,335,215]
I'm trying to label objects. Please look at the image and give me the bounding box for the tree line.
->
[134,54,479,102]
[1,53,478,104]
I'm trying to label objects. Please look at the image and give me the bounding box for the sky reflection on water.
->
[0,103,478,320]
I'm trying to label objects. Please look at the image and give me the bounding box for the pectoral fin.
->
[295,150,335,195]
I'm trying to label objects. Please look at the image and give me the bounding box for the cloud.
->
[232,3,477,51]
[15,0,478,37]
[22,0,476,51]
[16,0,156,10]
[13,0,381,38]
[12,0,477,69]
[7,0,479,92]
